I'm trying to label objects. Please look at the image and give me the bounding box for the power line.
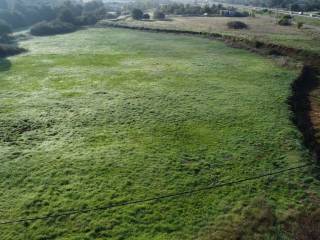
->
[0,163,315,226]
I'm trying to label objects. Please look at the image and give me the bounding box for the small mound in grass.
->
[227,21,248,29]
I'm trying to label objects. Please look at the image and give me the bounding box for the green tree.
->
[58,8,75,24]
[0,19,11,37]
[153,10,165,20]
[131,8,143,20]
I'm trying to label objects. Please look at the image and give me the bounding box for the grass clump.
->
[297,21,304,29]
[278,15,293,26]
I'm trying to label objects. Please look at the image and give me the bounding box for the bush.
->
[278,15,292,26]
[131,8,143,20]
[285,209,320,240]
[75,14,98,26]
[0,19,11,36]
[0,44,25,57]
[227,21,248,29]
[153,10,165,20]
[142,13,150,20]
[0,9,25,28]
[83,0,104,13]
[58,8,76,24]
[297,21,304,29]
[0,19,11,43]
[234,11,249,17]
[30,20,76,36]
[105,12,117,19]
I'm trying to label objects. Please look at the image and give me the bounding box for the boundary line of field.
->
[96,21,320,65]
[0,163,315,225]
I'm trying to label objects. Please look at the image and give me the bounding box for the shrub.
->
[30,20,76,36]
[234,11,249,17]
[0,44,25,57]
[297,21,304,29]
[0,19,11,37]
[105,12,117,19]
[227,21,248,29]
[142,13,150,20]
[153,10,165,20]
[278,15,292,26]
[131,8,143,20]
[58,8,76,24]
[83,0,104,13]
[0,9,25,28]
[75,14,98,26]
[94,7,107,20]
[0,19,11,43]
[285,209,320,240]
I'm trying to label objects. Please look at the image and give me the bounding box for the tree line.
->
[0,0,120,37]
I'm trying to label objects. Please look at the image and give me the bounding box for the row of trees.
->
[158,3,251,17]
[0,0,122,37]
[30,1,115,36]
[131,9,165,20]
[159,3,227,15]
[0,0,117,31]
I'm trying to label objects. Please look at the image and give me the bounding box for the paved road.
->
[213,1,320,19]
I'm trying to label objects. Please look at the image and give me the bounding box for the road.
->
[212,1,320,19]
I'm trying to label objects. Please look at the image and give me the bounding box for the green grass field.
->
[0,28,319,239]
[108,15,320,54]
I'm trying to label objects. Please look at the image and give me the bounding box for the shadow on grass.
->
[0,58,11,72]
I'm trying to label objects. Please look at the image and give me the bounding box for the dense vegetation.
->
[278,15,293,26]
[0,19,11,43]
[0,43,25,57]
[153,10,166,20]
[30,20,77,36]
[0,27,319,239]
[131,8,144,20]
[0,0,117,33]
[0,4,24,56]
[159,3,249,17]
[28,0,114,36]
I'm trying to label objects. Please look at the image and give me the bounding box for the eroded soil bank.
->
[289,66,320,162]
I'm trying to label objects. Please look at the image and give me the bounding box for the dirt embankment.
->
[98,21,320,163]
[289,66,320,162]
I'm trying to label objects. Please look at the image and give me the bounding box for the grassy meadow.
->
[0,28,319,239]
[109,15,320,54]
